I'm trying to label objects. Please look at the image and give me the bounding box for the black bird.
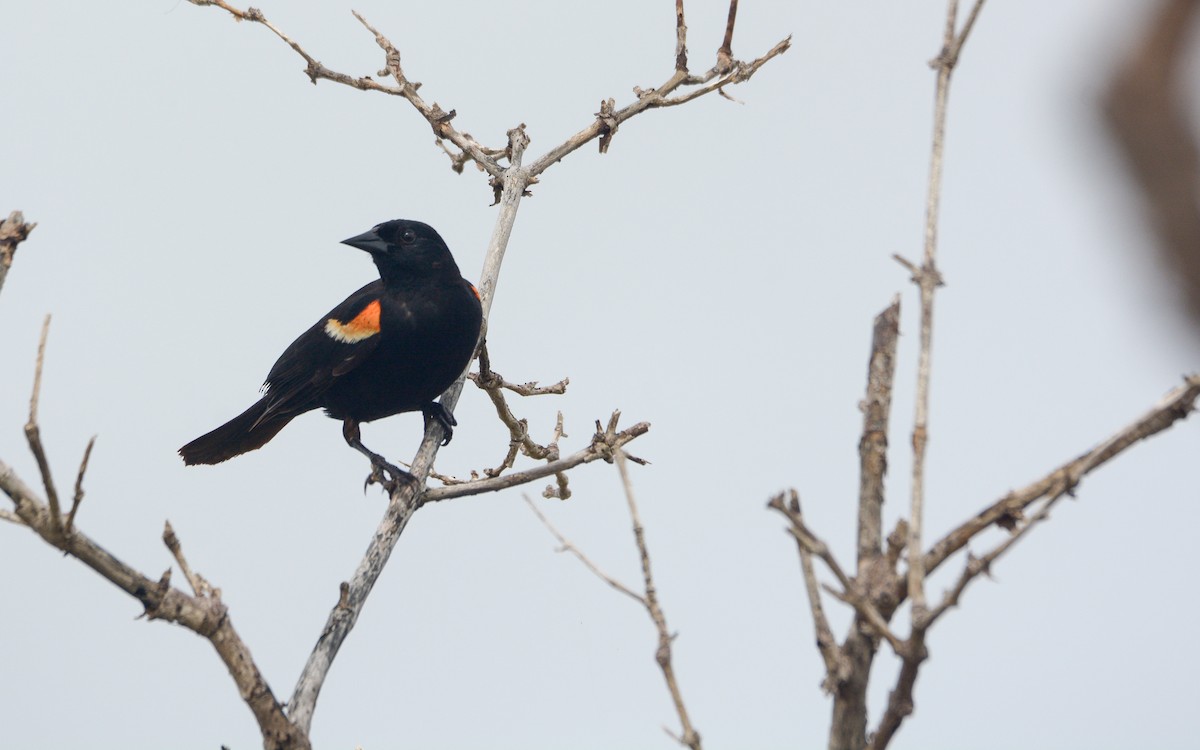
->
[179,219,483,488]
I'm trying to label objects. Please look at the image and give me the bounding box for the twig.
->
[923,494,1060,627]
[768,494,905,655]
[525,448,700,748]
[871,4,988,747]
[423,416,648,503]
[921,373,1200,584]
[769,490,848,692]
[0,210,37,297]
[615,448,702,750]
[163,521,213,598]
[524,495,644,606]
[64,435,96,535]
[351,10,504,177]
[468,342,569,477]
[24,315,62,536]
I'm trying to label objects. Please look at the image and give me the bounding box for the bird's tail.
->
[179,398,295,465]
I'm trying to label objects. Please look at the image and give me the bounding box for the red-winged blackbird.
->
[179,219,483,488]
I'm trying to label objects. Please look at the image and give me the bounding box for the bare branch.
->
[857,297,900,572]
[0,459,305,749]
[674,0,688,72]
[768,490,848,692]
[872,4,990,746]
[423,416,649,503]
[615,449,702,750]
[466,342,570,478]
[524,495,645,606]
[923,494,1061,627]
[718,0,739,71]
[922,374,1200,582]
[350,10,504,177]
[769,494,904,654]
[24,315,62,535]
[65,435,96,535]
[527,35,790,173]
[163,521,215,598]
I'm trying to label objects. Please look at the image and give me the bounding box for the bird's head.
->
[341,219,460,282]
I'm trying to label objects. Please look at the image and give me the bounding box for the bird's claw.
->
[422,402,458,446]
[362,459,418,495]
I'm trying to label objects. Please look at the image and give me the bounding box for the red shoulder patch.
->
[325,299,382,343]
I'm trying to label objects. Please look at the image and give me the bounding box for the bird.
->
[179,219,483,490]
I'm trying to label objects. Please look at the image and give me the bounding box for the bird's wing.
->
[256,280,385,424]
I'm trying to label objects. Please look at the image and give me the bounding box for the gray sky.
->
[2,1,1197,748]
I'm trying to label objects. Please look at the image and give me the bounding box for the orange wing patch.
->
[470,284,481,301]
[324,299,382,343]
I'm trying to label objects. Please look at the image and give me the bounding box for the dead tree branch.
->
[919,373,1200,585]
[465,342,571,487]
[1,341,307,750]
[528,448,702,750]
[871,3,988,746]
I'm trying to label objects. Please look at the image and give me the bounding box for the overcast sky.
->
[2,1,1198,749]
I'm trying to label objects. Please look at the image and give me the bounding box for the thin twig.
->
[423,418,648,503]
[924,494,1061,627]
[921,373,1200,585]
[524,448,699,747]
[872,3,986,746]
[163,521,212,598]
[615,449,702,750]
[24,315,62,535]
[524,495,645,606]
[769,490,848,691]
[64,435,96,535]
[769,495,905,655]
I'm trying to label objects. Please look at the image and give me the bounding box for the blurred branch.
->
[0,210,36,296]
[1102,0,1200,329]
[768,490,848,692]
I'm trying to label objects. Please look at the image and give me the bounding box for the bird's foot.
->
[422,402,458,446]
[363,458,418,495]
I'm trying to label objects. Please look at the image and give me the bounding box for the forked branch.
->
[529,448,702,750]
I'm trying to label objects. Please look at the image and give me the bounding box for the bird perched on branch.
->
[179,219,483,490]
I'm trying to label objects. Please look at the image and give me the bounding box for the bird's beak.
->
[341,229,389,255]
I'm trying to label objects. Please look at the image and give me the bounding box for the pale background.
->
[2,1,1198,748]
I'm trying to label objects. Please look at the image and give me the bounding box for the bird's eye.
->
[399,229,417,244]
